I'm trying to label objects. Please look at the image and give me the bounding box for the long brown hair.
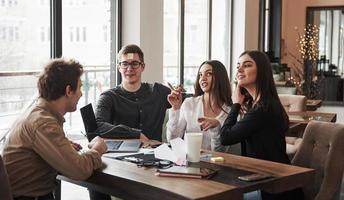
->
[239,51,289,125]
[194,60,232,113]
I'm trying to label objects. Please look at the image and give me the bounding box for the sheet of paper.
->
[154,143,178,163]
[170,137,186,162]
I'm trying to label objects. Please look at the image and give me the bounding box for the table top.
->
[202,150,314,194]
[58,150,315,200]
[306,99,322,107]
[288,111,337,124]
[306,99,322,111]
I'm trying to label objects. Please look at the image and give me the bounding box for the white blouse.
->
[166,95,230,152]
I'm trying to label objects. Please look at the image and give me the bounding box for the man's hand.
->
[70,141,83,151]
[140,133,162,148]
[88,136,107,154]
[198,117,220,131]
[142,140,162,148]
[139,133,149,142]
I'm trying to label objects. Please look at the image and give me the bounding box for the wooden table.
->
[57,151,315,200]
[286,111,336,137]
[288,111,336,124]
[306,99,322,111]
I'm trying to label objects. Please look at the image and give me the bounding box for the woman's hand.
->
[167,89,182,110]
[198,117,220,131]
[232,84,245,105]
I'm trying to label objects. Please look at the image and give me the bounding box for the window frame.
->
[167,0,233,88]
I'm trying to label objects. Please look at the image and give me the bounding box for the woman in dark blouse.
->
[220,50,303,200]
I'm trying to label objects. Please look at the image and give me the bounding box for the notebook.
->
[156,166,217,179]
[80,103,141,153]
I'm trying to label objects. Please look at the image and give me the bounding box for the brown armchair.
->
[0,154,12,200]
[279,94,307,112]
[279,94,307,157]
[292,121,344,200]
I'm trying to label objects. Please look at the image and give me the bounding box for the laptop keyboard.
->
[105,140,123,150]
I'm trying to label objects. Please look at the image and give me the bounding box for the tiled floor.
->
[61,181,89,200]
[62,181,122,200]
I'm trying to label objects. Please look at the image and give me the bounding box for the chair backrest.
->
[0,154,13,200]
[279,94,307,112]
[292,121,344,200]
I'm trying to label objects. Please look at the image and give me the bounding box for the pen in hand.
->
[167,82,186,93]
[167,82,176,91]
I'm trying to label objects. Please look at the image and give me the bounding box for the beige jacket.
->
[2,98,102,197]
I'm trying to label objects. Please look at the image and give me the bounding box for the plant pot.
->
[276,87,297,95]
[273,74,283,81]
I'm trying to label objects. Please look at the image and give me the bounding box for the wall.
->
[122,0,164,83]
[281,0,343,79]
[245,0,260,51]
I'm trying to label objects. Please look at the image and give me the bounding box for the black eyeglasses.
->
[137,160,173,169]
[118,61,143,69]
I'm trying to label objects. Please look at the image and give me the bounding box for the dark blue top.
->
[95,82,171,141]
[220,101,290,164]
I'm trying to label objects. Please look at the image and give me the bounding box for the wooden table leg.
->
[55,179,61,200]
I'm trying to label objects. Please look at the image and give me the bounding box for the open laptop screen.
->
[80,103,98,140]
[79,103,141,152]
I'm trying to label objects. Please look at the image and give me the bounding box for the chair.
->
[278,94,307,157]
[0,154,13,200]
[279,94,307,112]
[292,121,344,200]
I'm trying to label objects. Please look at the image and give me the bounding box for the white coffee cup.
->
[185,132,203,163]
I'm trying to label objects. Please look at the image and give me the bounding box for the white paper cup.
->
[185,132,203,163]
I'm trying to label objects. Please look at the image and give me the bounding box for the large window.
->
[163,1,179,86]
[163,0,232,93]
[0,0,50,137]
[0,0,117,138]
[62,0,113,131]
[184,0,208,92]
[211,0,230,64]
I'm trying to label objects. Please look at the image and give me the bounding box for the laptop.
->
[80,103,141,153]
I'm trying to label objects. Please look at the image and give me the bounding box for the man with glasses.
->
[89,44,172,200]
[95,44,171,142]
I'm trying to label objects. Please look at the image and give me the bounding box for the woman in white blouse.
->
[166,60,232,152]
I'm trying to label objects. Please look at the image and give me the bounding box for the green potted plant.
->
[272,63,285,81]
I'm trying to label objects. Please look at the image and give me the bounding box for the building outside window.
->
[0,0,50,137]
[62,0,112,131]
[184,0,208,92]
[0,0,116,138]
[163,0,179,86]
